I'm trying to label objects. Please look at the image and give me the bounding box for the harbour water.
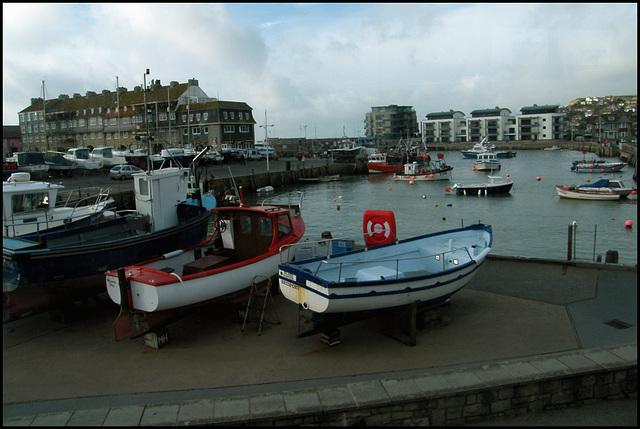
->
[245,149,637,265]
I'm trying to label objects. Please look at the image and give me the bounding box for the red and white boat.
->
[366,153,404,174]
[105,191,305,340]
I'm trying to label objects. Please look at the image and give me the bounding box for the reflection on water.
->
[244,150,637,265]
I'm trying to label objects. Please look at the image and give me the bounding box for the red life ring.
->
[363,210,396,247]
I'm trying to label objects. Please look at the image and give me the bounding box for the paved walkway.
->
[3,237,636,426]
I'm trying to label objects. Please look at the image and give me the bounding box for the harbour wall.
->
[214,345,636,426]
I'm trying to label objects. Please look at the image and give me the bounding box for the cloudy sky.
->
[3,3,637,139]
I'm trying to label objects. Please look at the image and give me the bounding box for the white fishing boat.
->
[461,137,495,158]
[278,210,492,315]
[473,152,501,171]
[64,148,103,170]
[393,153,453,181]
[3,172,114,237]
[105,192,305,340]
[90,146,127,167]
[555,179,636,200]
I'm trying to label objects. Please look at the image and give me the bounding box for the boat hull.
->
[367,163,404,174]
[394,169,452,181]
[571,163,625,173]
[453,182,513,195]
[278,224,492,314]
[555,186,624,200]
[106,251,293,312]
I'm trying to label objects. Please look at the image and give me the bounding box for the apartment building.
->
[421,110,467,143]
[421,104,564,144]
[517,104,564,141]
[18,79,256,153]
[364,105,419,151]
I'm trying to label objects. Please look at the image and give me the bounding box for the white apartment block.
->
[422,104,564,143]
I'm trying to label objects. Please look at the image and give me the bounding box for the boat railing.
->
[260,191,304,216]
[3,188,115,237]
[312,245,475,282]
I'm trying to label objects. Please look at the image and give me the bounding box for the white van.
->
[240,149,262,161]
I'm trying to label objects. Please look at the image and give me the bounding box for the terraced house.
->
[18,79,256,154]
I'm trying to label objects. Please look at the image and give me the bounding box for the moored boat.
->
[451,175,513,196]
[393,153,453,181]
[3,166,212,320]
[571,160,626,173]
[278,210,492,318]
[473,152,501,171]
[555,178,636,200]
[461,137,495,158]
[367,153,404,174]
[105,192,305,340]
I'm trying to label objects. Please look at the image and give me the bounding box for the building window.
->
[183,129,188,136]
[230,112,235,120]
[196,113,201,121]
[182,114,187,122]
[203,112,208,121]
[224,125,235,133]
[189,114,193,122]
[192,127,201,135]
[223,112,228,120]
[240,125,250,133]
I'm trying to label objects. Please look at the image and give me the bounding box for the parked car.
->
[297,151,311,160]
[109,164,144,180]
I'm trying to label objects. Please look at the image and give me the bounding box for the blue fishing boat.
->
[278,210,492,317]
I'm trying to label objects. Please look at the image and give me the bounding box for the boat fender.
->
[363,210,396,247]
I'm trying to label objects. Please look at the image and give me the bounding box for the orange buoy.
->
[445,187,451,192]
[409,180,414,185]
[472,167,476,171]
[631,190,637,195]
[430,173,434,178]
[389,187,392,191]
[587,179,590,182]
[536,176,541,181]
[625,220,633,227]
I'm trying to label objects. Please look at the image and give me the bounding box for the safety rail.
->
[260,191,304,216]
[311,246,475,282]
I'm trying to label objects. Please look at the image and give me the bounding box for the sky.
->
[3,3,637,140]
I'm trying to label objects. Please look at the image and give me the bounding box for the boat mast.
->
[167,87,171,146]
[143,69,151,173]
[116,76,121,150]
[42,80,48,153]
[260,110,274,172]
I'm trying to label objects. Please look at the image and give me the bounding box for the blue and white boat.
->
[3,167,212,320]
[278,210,492,316]
[461,137,495,159]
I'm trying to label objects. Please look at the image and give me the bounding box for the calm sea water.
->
[245,149,637,265]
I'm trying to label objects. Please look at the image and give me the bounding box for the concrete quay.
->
[3,256,636,426]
